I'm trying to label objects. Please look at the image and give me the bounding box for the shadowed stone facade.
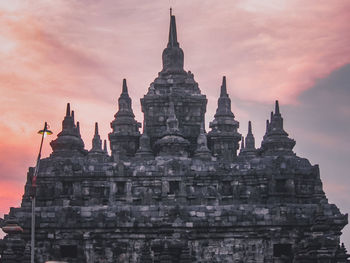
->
[0,12,349,263]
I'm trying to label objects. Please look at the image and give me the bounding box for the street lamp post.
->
[31,122,52,263]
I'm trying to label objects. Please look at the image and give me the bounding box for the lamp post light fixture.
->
[31,122,53,263]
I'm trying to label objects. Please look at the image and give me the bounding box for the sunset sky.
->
[0,0,350,246]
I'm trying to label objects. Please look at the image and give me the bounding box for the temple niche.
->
[0,11,349,263]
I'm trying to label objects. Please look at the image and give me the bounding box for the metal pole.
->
[31,122,48,263]
[30,195,36,263]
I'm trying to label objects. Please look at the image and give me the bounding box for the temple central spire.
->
[161,10,185,74]
[141,9,207,154]
[167,9,179,48]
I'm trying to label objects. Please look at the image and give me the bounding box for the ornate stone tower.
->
[208,76,241,160]
[141,11,207,154]
[261,100,296,155]
[109,79,141,160]
[90,122,103,153]
[88,122,108,162]
[50,103,86,157]
[239,121,257,158]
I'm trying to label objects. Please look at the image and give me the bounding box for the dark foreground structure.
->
[0,13,349,263]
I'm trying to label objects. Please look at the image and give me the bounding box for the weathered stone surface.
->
[109,78,141,161]
[208,76,241,161]
[1,11,349,263]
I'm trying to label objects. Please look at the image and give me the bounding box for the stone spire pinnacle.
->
[214,76,234,118]
[161,11,185,74]
[103,140,108,153]
[112,78,137,120]
[261,100,295,155]
[239,121,256,158]
[94,122,99,135]
[77,121,81,136]
[116,78,133,114]
[220,76,228,97]
[208,76,241,160]
[90,122,103,153]
[62,103,75,130]
[122,78,128,94]
[168,10,179,48]
[50,103,86,156]
[109,79,141,160]
[245,121,255,150]
[275,100,280,115]
[66,103,70,117]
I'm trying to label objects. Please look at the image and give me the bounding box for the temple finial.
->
[94,122,99,135]
[220,76,228,97]
[168,10,179,48]
[248,121,252,134]
[62,103,74,130]
[261,100,295,154]
[71,110,75,124]
[170,7,172,16]
[91,122,102,153]
[66,103,71,117]
[245,122,255,150]
[122,78,128,93]
[241,136,245,149]
[77,121,80,135]
[275,100,280,115]
[103,140,107,153]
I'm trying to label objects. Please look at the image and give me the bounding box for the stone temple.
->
[0,12,349,263]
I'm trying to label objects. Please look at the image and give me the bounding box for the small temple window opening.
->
[60,245,78,258]
[169,181,180,195]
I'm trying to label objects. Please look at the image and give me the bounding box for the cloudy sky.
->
[0,0,349,246]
